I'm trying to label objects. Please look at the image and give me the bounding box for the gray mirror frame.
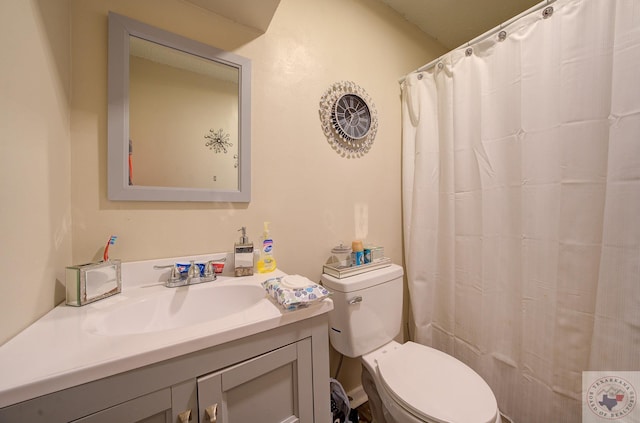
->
[108,12,251,202]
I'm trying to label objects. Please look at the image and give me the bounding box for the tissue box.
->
[65,260,121,306]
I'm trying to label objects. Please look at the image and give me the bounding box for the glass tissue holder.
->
[65,260,122,306]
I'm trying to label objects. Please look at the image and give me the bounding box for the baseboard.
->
[347,384,368,408]
[348,383,512,423]
[501,412,514,423]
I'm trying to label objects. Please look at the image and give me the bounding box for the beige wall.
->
[1,0,445,392]
[70,0,444,273]
[0,0,72,345]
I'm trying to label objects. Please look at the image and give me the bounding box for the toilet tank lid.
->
[321,263,403,292]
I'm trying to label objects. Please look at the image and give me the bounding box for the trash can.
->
[330,378,359,423]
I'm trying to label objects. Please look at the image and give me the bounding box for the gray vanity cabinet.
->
[0,315,330,423]
[71,388,173,423]
[197,339,313,423]
[70,381,198,423]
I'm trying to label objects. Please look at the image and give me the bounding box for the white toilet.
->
[321,264,501,423]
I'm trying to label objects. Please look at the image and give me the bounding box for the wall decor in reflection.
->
[205,128,233,153]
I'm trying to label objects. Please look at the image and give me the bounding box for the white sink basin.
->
[88,283,268,336]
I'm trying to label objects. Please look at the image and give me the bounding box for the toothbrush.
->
[103,235,118,262]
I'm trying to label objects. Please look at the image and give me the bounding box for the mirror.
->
[108,12,251,202]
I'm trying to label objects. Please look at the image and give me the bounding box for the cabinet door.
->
[197,339,313,423]
[172,379,198,423]
[71,388,171,423]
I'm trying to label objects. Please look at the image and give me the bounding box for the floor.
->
[353,401,512,423]
[355,402,372,423]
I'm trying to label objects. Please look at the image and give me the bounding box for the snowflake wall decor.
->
[205,128,233,153]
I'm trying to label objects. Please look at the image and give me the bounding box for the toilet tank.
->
[321,264,404,358]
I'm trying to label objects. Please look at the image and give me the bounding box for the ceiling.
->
[183,0,282,32]
[380,0,542,50]
[184,0,542,50]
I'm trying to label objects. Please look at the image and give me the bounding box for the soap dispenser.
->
[256,222,277,273]
[234,227,254,277]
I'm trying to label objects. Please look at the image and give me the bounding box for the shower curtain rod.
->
[398,0,557,83]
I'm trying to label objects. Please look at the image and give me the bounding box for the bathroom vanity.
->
[0,255,333,423]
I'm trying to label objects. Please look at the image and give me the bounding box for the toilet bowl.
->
[361,341,501,423]
[321,264,501,423]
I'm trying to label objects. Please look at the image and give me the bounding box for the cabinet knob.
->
[205,403,218,422]
[178,409,191,422]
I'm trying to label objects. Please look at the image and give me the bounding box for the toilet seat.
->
[374,342,498,423]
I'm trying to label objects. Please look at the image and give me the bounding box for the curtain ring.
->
[542,6,554,19]
[498,30,507,42]
[417,73,423,80]
[465,47,473,57]
[437,62,444,70]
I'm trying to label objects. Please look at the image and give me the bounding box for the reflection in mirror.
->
[108,12,251,202]
[130,37,239,190]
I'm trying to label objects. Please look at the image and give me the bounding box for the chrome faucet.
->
[154,259,220,288]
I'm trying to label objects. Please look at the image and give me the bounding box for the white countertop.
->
[0,255,333,408]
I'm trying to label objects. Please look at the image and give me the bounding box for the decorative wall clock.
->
[319,81,378,158]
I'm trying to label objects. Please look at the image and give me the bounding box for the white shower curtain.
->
[401,0,640,421]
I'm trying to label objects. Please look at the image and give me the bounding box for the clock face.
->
[332,94,371,140]
[319,81,377,158]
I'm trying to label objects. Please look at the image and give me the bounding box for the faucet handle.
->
[170,264,182,281]
[204,260,219,278]
[187,260,199,278]
[204,261,214,277]
[154,264,183,283]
